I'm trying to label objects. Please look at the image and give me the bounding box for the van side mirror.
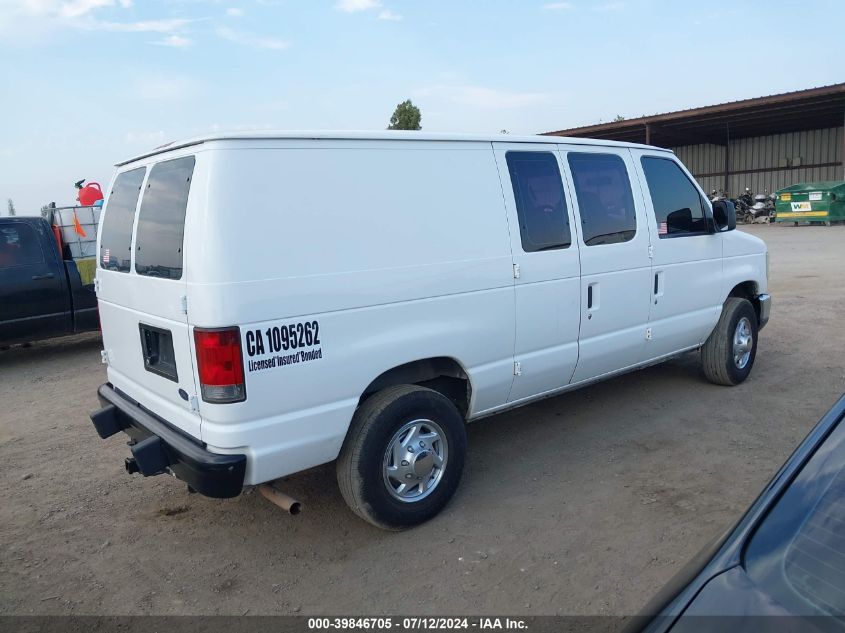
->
[712,200,736,233]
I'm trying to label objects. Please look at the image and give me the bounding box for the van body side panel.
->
[203,291,513,484]
[188,142,515,484]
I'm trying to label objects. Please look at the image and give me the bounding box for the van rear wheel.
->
[337,385,466,530]
[701,297,758,386]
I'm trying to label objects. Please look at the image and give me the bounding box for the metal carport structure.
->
[544,83,845,196]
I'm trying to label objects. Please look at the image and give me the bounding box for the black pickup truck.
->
[0,216,99,346]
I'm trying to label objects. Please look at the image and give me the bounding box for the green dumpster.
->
[774,181,845,225]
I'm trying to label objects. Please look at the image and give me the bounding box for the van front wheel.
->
[337,385,467,530]
[701,297,758,386]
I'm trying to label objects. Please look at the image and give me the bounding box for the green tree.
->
[388,99,422,130]
[613,114,626,122]
[6,199,15,217]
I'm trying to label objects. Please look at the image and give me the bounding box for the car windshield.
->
[744,415,845,624]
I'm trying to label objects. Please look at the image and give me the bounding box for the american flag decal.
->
[658,221,667,235]
[103,248,110,264]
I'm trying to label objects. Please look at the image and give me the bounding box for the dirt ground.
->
[1,224,843,617]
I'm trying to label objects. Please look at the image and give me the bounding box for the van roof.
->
[115,130,670,166]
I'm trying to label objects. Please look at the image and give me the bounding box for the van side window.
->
[640,157,708,238]
[567,152,637,246]
[135,156,195,280]
[0,224,44,268]
[99,167,146,273]
[505,151,571,252]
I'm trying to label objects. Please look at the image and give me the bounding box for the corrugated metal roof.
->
[544,83,845,146]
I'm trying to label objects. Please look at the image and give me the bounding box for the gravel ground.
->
[1,224,843,617]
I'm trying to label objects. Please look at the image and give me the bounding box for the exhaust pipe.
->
[258,484,302,515]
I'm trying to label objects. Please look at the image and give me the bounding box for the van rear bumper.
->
[90,383,246,498]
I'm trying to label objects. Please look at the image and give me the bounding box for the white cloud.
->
[377,9,401,20]
[226,7,243,17]
[0,0,159,39]
[335,0,381,13]
[216,26,289,50]
[15,0,132,18]
[542,2,574,9]
[59,0,113,18]
[13,1,195,34]
[416,85,551,109]
[88,18,193,32]
[152,34,193,47]
[594,2,625,11]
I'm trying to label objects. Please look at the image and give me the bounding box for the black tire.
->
[336,385,467,530]
[701,297,758,386]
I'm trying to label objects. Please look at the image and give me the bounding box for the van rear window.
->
[100,167,145,273]
[135,156,195,280]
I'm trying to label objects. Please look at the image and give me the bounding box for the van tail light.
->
[193,327,246,404]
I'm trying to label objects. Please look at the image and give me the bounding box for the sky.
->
[1,0,843,215]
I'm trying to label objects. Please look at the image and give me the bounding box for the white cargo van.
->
[90,131,770,529]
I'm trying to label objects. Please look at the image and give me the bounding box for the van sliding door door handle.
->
[587,283,599,311]
[653,271,664,303]
[32,273,55,280]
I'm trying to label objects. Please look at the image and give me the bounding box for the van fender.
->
[358,356,473,420]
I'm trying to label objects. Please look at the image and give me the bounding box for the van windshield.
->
[135,156,195,280]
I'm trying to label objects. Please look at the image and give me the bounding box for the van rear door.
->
[97,155,202,439]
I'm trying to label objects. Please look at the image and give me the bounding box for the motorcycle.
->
[749,192,776,223]
[709,189,728,203]
[735,188,755,223]
[767,192,777,221]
